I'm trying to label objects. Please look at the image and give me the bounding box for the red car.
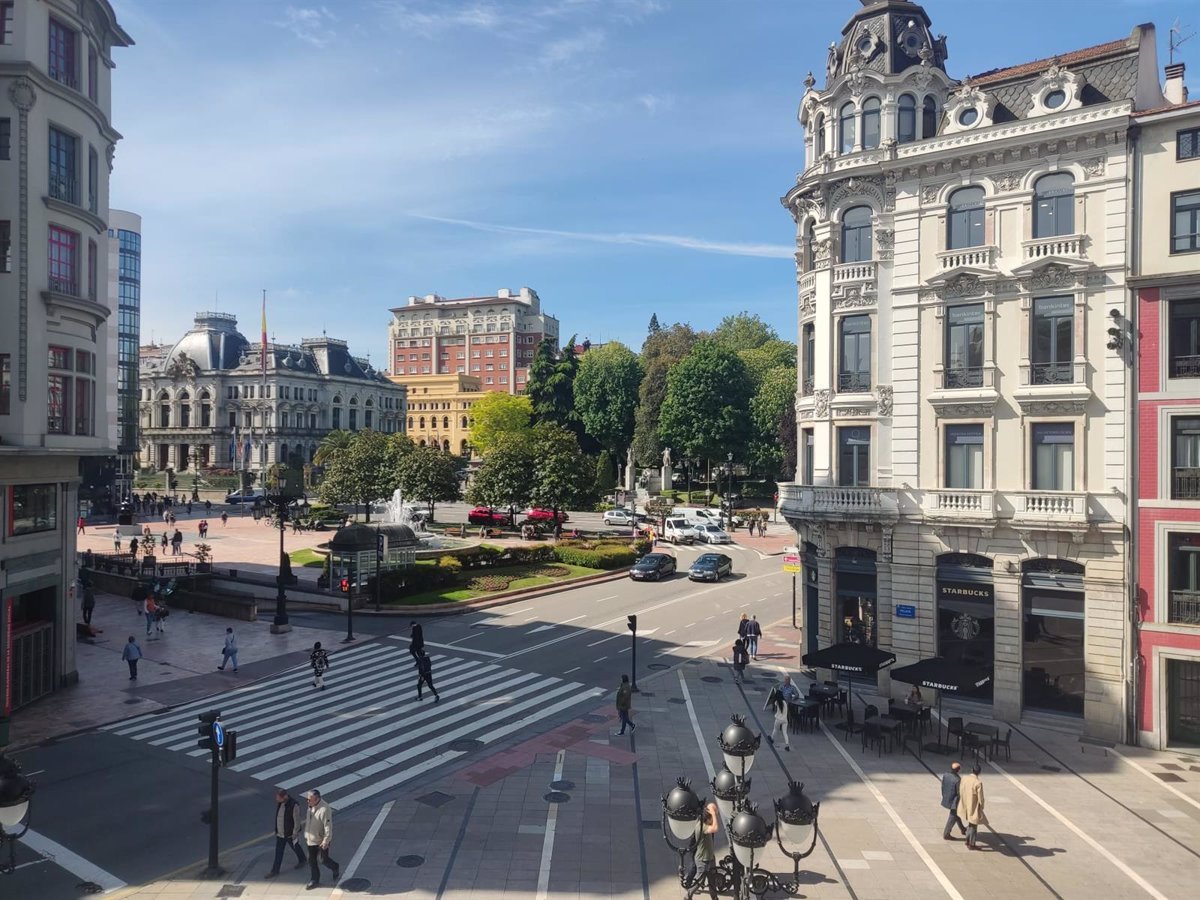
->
[525,508,569,523]
[467,507,509,526]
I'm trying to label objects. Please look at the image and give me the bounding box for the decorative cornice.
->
[42,196,107,236]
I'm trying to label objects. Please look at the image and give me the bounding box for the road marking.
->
[594,656,608,663]
[1110,747,1200,813]
[677,670,716,777]
[587,633,623,647]
[528,624,557,634]
[330,801,394,900]
[447,632,484,645]
[562,615,587,624]
[597,595,618,602]
[619,646,631,653]
[423,641,505,658]
[21,828,126,893]
[665,629,677,636]
[564,667,581,675]
[535,750,567,900]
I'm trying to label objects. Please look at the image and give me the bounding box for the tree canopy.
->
[316,429,395,521]
[711,311,779,352]
[658,339,753,464]
[396,445,462,519]
[574,341,642,457]
[525,335,581,432]
[739,339,797,389]
[632,323,701,467]
[528,422,595,515]
[468,392,532,455]
[313,429,353,466]
[750,366,799,475]
[465,433,536,520]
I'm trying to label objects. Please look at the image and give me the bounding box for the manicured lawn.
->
[289,548,327,569]
[387,562,604,606]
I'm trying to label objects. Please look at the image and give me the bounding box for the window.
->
[0,353,9,415]
[802,323,815,396]
[0,118,9,159]
[944,303,984,387]
[922,96,938,138]
[348,409,357,431]
[814,113,826,157]
[332,407,341,429]
[802,221,815,271]
[1172,418,1200,500]
[1168,534,1200,625]
[1179,127,1200,161]
[958,108,979,127]
[48,346,71,434]
[1,220,10,273]
[49,127,78,204]
[837,427,870,486]
[947,186,985,250]
[840,206,873,263]
[1169,299,1200,378]
[897,94,917,144]
[945,424,984,489]
[0,3,13,45]
[1031,296,1073,384]
[88,146,99,213]
[839,103,856,154]
[1172,190,1200,253]
[838,315,870,392]
[87,239,97,301]
[1031,423,1075,491]
[9,484,58,536]
[48,17,78,89]
[87,44,98,102]
[1033,173,1074,238]
[227,411,236,428]
[364,410,373,429]
[861,97,881,150]
[802,428,815,485]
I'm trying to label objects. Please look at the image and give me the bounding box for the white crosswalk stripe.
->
[105,640,604,809]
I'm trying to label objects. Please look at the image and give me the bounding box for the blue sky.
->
[109,0,1195,364]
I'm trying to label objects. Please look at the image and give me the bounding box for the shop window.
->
[1167,659,1200,745]
[836,547,877,647]
[1022,558,1085,715]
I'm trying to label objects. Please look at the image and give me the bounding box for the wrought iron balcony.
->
[943,366,983,389]
[1030,362,1074,385]
[1173,467,1200,500]
[1169,590,1200,626]
[837,371,870,393]
[49,65,79,90]
[48,274,78,296]
[1170,355,1200,379]
[49,173,78,205]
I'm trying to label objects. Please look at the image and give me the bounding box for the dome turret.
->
[826,0,947,86]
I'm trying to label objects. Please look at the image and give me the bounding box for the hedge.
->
[552,543,637,569]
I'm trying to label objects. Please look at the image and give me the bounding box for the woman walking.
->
[218,627,239,672]
[122,636,143,680]
[731,639,749,685]
[763,685,791,750]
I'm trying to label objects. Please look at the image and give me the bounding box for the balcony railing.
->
[49,66,79,90]
[1010,491,1088,524]
[837,371,870,393]
[943,366,983,389]
[778,483,899,519]
[1170,355,1200,379]
[937,245,998,272]
[1031,362,1073,385]
[49,174,78,205]
[1169,590,1200,626]
[922,489,995,518]
[801,376,814,397]
[1022,234,1085,262]
[799,271,816,295]
[48,274,78,296]
[833,261,876,284]
[1173,467,1200,500]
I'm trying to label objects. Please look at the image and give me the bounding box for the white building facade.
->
[779,0,1165,740]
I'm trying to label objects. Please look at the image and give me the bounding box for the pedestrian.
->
[763,685,791,750]
[746,615,762,660]
[129,536,139,555]
[614,674,636,735]
[738,613,750,643]
[302,789,340,889]
[957,763,987,850]
[941,761,967,841]
[221,511,229,527]
[172,528,183,555]
[415,649,439,702]
[264,787,307,878]
[144,594,156,636]
[162,508,170,524]
[683,800,720,900]
[731,639,748,684]
[218,626,239,672]
[186,501,193,515]
[112,531,122,551]
[122,635,142,680]
[779,675,801,704]
[81,582,96,625]
[205,499,212,512]
[759,517,767,536]
[310,641,330,690]
[161,532,169,553]
[77,514,86,534]
[142,523,152,540]
[408,619,424,661]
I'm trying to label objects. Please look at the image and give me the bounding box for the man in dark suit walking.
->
[941,761,967,840]
[409,619,424,661]
[415,649,439,703]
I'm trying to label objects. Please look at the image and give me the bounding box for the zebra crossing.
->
[102,640,604,809]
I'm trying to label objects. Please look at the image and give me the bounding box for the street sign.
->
[895,604,917,619]
[212,720,225,748]
[783,553,801,573]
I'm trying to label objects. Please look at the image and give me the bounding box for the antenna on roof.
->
[1171,18,1196,64]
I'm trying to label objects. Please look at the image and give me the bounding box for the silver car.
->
[697,523,733,544]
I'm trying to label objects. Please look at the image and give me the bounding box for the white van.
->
[663,517,698,544]
[677,506,742,528]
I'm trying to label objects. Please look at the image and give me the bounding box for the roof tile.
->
[969,36,1130,85]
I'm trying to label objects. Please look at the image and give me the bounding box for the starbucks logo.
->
[951,612,981,641]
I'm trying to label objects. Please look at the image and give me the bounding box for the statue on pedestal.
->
[661,447,673,494]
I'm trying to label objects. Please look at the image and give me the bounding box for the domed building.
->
[138,312,406,474]
[779,0,1171,741]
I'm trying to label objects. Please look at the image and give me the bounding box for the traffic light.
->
[340,578,350,593]
[627,615,637,633]
[196,709,220,751]
[221,729,238,765]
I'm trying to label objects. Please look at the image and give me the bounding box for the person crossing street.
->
[310,642,330,690]
[302,789,340,889]
[415,649,439,702]
[264,788,307,877]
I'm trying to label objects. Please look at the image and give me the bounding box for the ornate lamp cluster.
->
[0,755,35,875]
[661,715,820,898]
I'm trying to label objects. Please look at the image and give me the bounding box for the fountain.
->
[379,488,464,552]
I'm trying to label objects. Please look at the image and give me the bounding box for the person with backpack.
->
[264,788,308,877]
[218,627,238,672]
[415,649,439,702]
[310,642,330,690]
[408,619,424,661]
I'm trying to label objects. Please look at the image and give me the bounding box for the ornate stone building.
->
[139,313,406,475]
[779,0,1167,740]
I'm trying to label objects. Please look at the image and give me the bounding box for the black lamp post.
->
[718,714,760,785]
[267,465,303,635]
[661,777,704,880]
[726,452,734,532]
[774,780,821,892]
[0,755,34,876]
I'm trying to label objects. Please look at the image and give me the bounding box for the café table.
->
[875,715,905,752]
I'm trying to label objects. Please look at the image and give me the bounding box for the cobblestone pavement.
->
[105,617,1200,900]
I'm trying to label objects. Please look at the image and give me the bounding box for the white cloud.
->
[373,1,504,35]
[274,5,338,48]
[539,28,607,67]
[408,214,794,259]
[635,92,673,114]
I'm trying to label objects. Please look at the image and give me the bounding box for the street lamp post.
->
[662,715,821,898]
[268,464,304,635]
[0,755,34,876]
[726,452,734,532]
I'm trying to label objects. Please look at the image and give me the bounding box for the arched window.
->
[443,439,451,453]
[461,415,468,428]
[1033,173,1075,238]
[897,94,917,144]
[922,96,938,139]
[419,416,426,429]
[861,97,881,150]
[419,439,426,447]
[443,416,450,429]
[841,206,873,263]
[280,443,288,462]
[947,186,986,250]
[814,113,826,158]
[408,416,413,429]
[839,102,856,153]
[179,391,191,428]
[461,439,470,455]
[803,220,816,271]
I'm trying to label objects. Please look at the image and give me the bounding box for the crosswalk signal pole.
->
[196,709,223,877]
[628,615,638,692]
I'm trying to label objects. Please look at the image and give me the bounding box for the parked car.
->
[224,489,265,505]
[629,553,677,581]
[524,508,569,523]
[467,506,509,526]
[689,552,733,581]
[678,506,744,529]
[603,508,635,527]
[696,523,733,544]
[663,517,698,544]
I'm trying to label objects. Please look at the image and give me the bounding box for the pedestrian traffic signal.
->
[221,729,237,765]
[340,578,350,593]
[196,709,220,751]
[627,615,637,632]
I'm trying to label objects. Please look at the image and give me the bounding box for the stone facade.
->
[389,372,483,457]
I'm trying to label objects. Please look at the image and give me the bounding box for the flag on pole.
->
[261,290,268,376]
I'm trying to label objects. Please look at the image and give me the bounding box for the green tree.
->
[574,342,642,461]
[466,433,536,523]
[750,366,798,475]
[385,432,416,471]
[739,339,798,389]
[314,429,353,466]
[648,313,661,334]
[529,422,595,520]
[595,450,618,495]
[468,392,532,454]
[396,445,462,520]
[317,429,395,521]
[632,323,701,467]
[658,339,753,464]
[525,335,581,434]
[711,311,778,352]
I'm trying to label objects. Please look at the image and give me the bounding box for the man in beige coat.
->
[956,763,987,850]
[303,789,340,889]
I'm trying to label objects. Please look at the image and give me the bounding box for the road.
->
[11,541,795,895]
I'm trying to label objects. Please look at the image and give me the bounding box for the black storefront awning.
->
[802,642,896,675]
[889,657,992,694]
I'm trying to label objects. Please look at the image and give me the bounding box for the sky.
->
[108,0,1197,365]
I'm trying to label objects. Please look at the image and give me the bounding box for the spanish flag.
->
[260,290,268,375]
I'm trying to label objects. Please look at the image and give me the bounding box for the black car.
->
[689,552,733,582]
[629,553,677,581]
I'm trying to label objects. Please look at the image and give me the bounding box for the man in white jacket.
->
[303,789,340,889]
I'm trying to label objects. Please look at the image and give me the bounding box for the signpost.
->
[783,553,801,631]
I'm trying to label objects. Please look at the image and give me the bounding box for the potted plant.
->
[193,542,213,573]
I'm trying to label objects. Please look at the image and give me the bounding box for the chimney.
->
[1165,62,1188,105]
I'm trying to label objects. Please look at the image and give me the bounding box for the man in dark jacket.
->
[614,674,636,735]
[265,788,307,877]
[415,649,439,702]
[940,761,967,839]
[409,619,424,660]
